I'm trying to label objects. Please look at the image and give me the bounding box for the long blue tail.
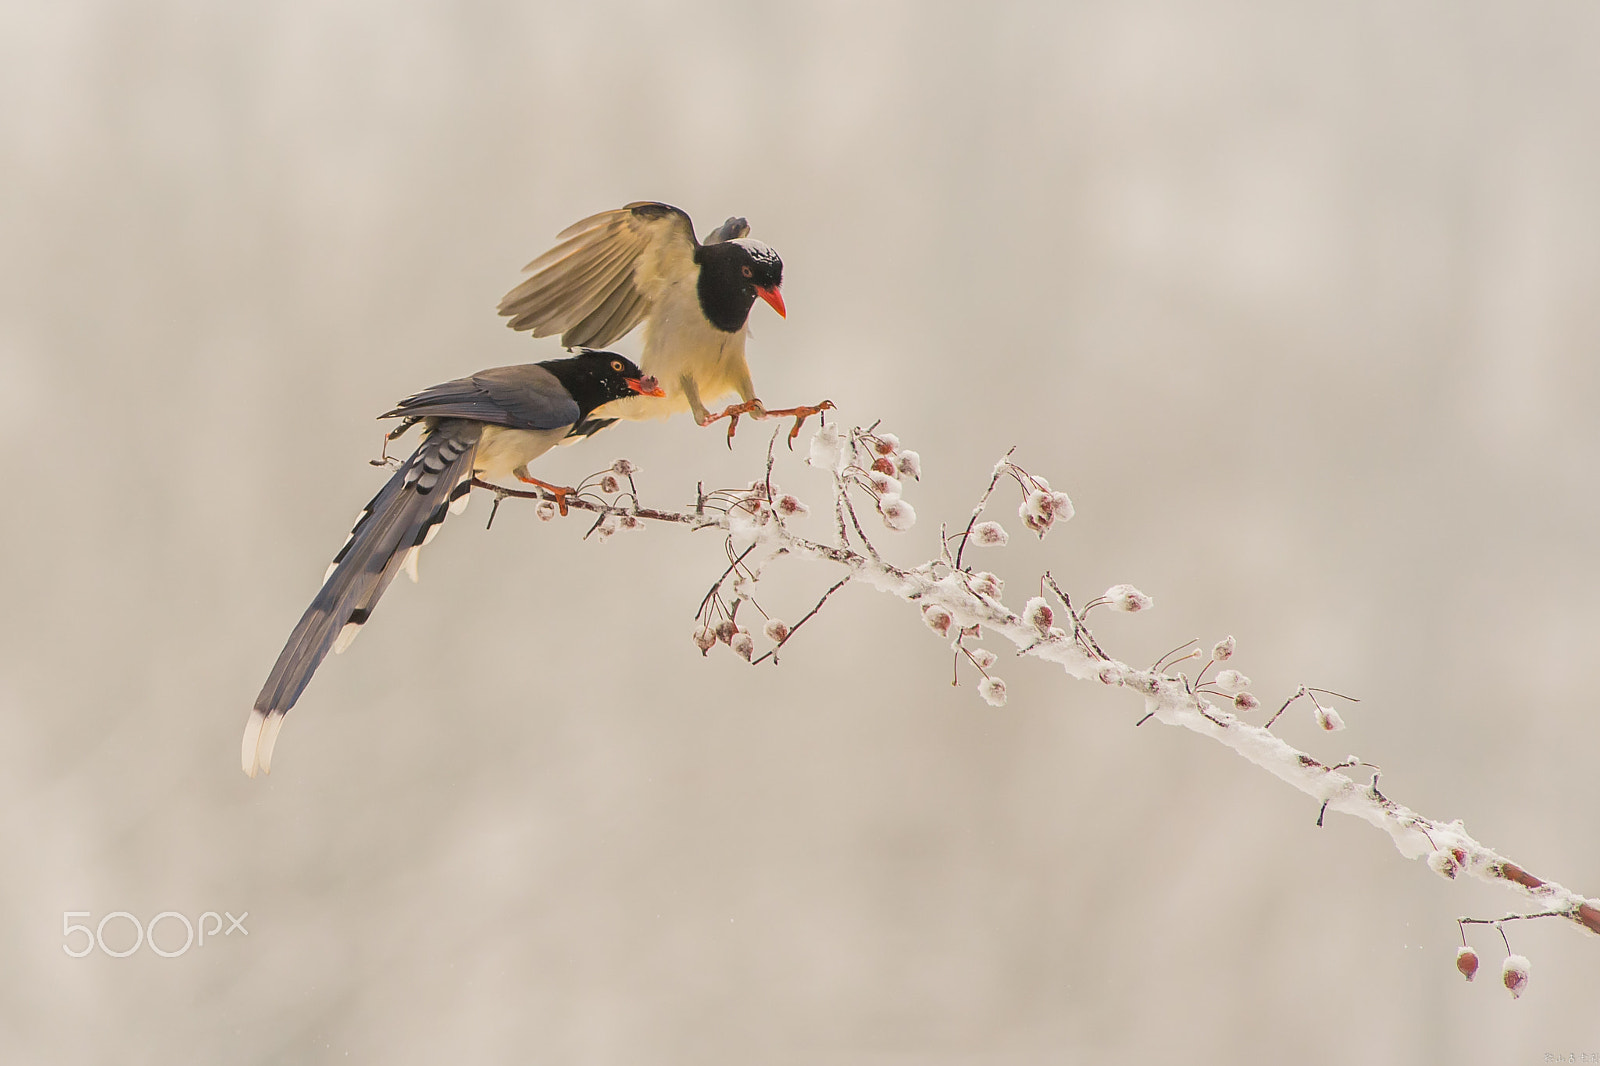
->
[243,420,480,776]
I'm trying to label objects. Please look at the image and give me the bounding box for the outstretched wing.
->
[380,364,580,431]
[498,202,699,349]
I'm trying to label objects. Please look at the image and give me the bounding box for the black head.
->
[693,237,786,333]
[541,350,663,418]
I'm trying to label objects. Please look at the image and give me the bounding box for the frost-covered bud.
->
[730,632,755,662]
[1050,491,1075,523]
[1098,665,1125,686]
[1315,705,1346,732]
[970,571,1003,598]
[970,649,998,669]
[1023,512,1049,535]
[1455,946,1479,981]
[693,627,716,654]
[535,501,558,522]
[751,501,773,526]
[726,502,768,546]
[617,513,640,530]
[880,498,916,532]
[871,456,896,476]
[1502,954,1530,999]
[972,521,1009,547]
[610,458,636,476]
[595,514,620,540]
[1023,489,1056,520]
[714,620,737,645]
[808,423,847,473]
[1212,635,1236,661]
[763,619,790,643]
[1214,669,1251,694]
[774,494,809,517]
[872,432,900,456]
[1023,597,1054,631]
[1233,692,1260,712]
[1427,849,1461,880]
[598,474,621,494]
[978,677,1007,706]
[896,450,922,480]
[1105,584,1153,612]
[922,604,954,637]
[868,471,902,499]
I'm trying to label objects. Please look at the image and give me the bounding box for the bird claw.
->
[760,400,836,448]
[515,474,575,515]
[702,400,768,448]
[701,399,834,448]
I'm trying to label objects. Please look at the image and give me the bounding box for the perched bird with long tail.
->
[244,349,662,777]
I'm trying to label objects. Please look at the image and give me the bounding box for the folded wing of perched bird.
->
[243,349,662,777]
[498,201,827,440]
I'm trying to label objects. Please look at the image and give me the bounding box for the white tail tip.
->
[242,708,287,778]
[333,620,362,655]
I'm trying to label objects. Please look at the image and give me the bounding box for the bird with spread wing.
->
[498,201,831,443]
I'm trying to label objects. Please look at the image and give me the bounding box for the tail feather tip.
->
[242,708,286,778]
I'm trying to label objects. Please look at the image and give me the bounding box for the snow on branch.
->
[475,419,1600,996]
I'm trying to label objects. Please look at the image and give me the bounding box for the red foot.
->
[760,400,836,447]
[700,399,835,448]
[516,474,575,515]
[701,400,767,447]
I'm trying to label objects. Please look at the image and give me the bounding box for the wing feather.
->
[564,275,650,350]
[380,365,580,431]
[516,240,641,337]
[498,202,698,349]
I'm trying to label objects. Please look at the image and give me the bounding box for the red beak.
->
[756,285,786,318]
[627,375,666,397]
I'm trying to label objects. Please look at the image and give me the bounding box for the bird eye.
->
[611,360,623,371]
[740,265,753,279]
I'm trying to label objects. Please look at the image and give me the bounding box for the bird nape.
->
[497,200,831,445]
[242,350,662,778]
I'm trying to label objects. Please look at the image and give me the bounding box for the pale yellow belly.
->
[591,310,754,423]
[471,425,568,480]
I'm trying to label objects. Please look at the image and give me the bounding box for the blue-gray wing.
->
[497,201,699,349]
[380,364,580,431]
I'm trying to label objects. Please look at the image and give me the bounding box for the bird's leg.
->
[683,376,713,426]
[756,400,836,447]
[513,471,576,516]
[372,417,421,466]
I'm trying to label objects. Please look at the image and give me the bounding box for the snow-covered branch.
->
[476,420,1600,997]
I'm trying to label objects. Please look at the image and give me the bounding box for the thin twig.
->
[954,448,1016,571]
[840,481,883,564]
[1044,572,1110,662]
[1264,687,1305,729]
[751,576,852,666]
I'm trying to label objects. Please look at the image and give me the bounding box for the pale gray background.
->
[3,1,1598,1062]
